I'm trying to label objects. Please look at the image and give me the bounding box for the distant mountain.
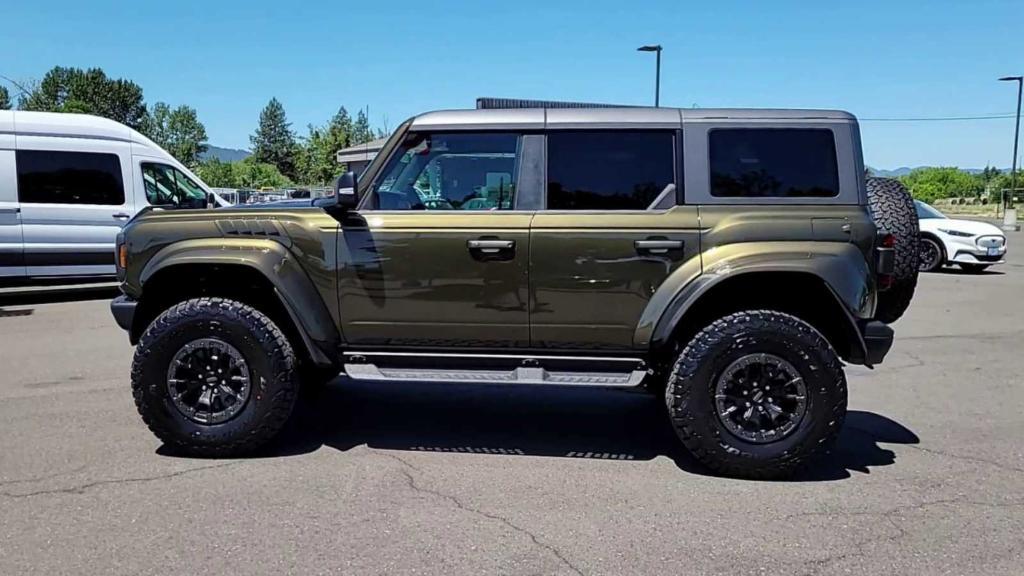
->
[201,145,251,163]
[868,166,1006,177]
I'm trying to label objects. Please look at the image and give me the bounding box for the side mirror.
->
[334,171,359,210]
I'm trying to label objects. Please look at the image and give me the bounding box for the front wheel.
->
[919,237,945,272]
[664,310,847,479]
[131,297,300,457]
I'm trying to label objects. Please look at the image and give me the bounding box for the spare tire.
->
[866,177,919,323]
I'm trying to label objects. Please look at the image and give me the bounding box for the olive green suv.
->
[110,105,919,479]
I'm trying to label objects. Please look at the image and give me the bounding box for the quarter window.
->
[16,150,124,205]
[709,129,839,198]
[371,132,520,210]
[546,131,676,210]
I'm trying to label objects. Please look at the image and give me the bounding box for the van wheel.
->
[866,177,919,323]
[131,297,299,456]
[664,310,847,480]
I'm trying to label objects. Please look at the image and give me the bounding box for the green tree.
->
[0,86,10,110]
[898,167,984,203]
[143,102,209,167]
[250,98,296,180]
[21,66,147,129]
[296,106,356,184]
[352,108,375,145]
[195,158,238,188]
[235,157,291,188]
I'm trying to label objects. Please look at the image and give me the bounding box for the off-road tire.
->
[866,177,919,323]
[131,297,299,457]
[664,310,847,480]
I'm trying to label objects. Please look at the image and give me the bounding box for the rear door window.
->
[16,150,125,205]
[709,129,839,198]
[546,131,676,210]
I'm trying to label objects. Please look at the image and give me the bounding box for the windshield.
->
[915,200,946,219]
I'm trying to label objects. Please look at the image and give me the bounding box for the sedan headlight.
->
[938,228,975,238]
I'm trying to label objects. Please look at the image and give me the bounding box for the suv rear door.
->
[337,130,541,348]
[529,119,701,350]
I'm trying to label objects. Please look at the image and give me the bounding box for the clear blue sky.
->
[3,0,1022,169]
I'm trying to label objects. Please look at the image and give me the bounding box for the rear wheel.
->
[664,310,847,479]
[131,297,299,456]
[918,236,945,272]
[958,263,990,273]
[866,177,919,322]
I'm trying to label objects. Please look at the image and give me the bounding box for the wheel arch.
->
[133,239,339,367]
[648,269,870,367]
[919,231,947,263]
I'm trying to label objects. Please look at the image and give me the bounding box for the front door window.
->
[369,132,520,211]
[142,163,208,208]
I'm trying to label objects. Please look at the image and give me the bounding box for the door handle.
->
[0,208,20,215]
[635,239,683,254]
[112,213,131,220]
[467,239,515,253]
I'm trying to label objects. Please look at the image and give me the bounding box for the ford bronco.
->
[110,104,919,479]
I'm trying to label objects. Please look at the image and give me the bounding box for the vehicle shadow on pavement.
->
[204,378,919,482]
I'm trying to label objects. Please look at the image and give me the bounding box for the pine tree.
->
[0,86,10,110]
[250,98,296,180]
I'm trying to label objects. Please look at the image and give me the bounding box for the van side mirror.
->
[334,171,359,210]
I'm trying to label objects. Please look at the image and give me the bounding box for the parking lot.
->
[0,228,1021,576]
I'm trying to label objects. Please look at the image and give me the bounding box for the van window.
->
[709,129,839,198]
[142,163,208,208]
[546,131,676,210]
[371,132,520,210]
[16,150,125,205]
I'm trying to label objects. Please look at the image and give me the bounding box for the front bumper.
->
[110,295,137,333]
[949,248,1006,265]
[943,234,1007,265]
[860,320,894,366]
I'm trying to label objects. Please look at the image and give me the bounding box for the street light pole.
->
[637,45,662,107]
[999,76,1022,231]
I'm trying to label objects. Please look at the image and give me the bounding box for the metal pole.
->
[1010,79,1021,209]
[655,49,661,108]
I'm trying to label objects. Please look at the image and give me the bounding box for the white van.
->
[0,110,226,279]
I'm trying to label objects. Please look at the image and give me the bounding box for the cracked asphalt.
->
[1,229,1022,575]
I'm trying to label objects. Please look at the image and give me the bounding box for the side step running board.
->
[343,364,647,388]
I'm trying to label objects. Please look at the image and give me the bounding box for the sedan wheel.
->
[918,237,943,272]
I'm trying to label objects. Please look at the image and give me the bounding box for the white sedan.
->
[916,201,1007,273]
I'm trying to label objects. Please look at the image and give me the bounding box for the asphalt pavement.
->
[1,233,1022,575]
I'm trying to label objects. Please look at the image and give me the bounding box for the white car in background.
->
[916,200,1007,273]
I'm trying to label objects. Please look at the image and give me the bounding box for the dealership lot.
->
[1,230,1022,575]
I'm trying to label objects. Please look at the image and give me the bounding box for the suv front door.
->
[337,131,537,348]
[529,129,701,351]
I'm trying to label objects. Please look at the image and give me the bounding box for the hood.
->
[922,217,1004,237]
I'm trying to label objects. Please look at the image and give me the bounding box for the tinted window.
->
[16,150,124,205]
[709,129,838,198]
[547,131,675,210]
[372,132,519,210]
